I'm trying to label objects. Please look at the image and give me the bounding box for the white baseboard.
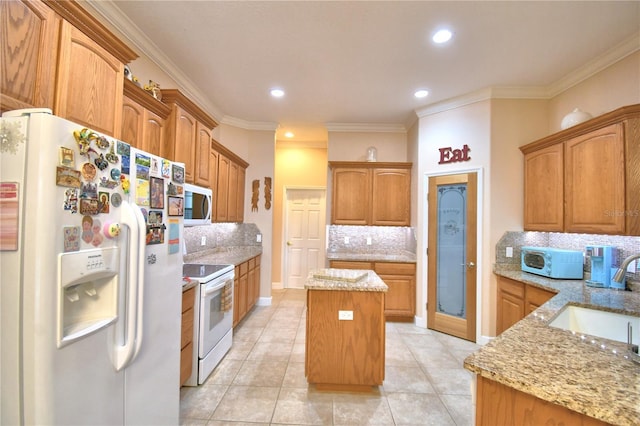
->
[257,296,272,307]
[477,335,493,346]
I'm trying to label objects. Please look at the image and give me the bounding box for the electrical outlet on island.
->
[366,237,372,245]
[201,236,206,246]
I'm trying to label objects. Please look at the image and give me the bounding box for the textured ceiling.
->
[97,1,639,141]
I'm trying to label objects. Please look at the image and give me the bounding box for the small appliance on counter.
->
[585,245,619,288]
[521,246,584,279]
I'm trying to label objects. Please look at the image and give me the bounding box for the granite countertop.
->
[305,268,388,292]
[184,246,263,267]
[326,250,416,263]
[464,266,640,426]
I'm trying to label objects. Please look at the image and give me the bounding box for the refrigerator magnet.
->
[63,226,80,252]
[161,159,171,178]
[55,167,81,188]
[79,198,99,216]
[111,193,122,207]
[63,188,79,213]
[81,163,96,181]
[172,164,184,184]
[150,177,164,209]
[59,147,75,168]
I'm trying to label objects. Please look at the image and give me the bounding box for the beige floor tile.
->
[247,341,294,362]
[223,338,254,361]
[271,387,333,425]
[440,394,474,426]
[282,361,308,388]
[258,325,298,343]
[424,368,473,395]
[382,365,437,394]
[233,325,264,343]
[289,341,306,363]
[211,385,279,423]
[202,358,243,385]
[333,392,395,425]
[386,392,456,425]
[232,359,288,387]
[180,383,228,421]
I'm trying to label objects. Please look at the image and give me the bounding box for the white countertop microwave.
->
[184,183,213,226]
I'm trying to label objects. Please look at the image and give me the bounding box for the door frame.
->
[282,186,327,289]
[422,168,484,343]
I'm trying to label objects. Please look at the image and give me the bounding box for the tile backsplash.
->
[327,225,416,255]
[496,231,640,281]
[184,223,262,255]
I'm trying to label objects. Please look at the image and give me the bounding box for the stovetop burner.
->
[183,263,234,283]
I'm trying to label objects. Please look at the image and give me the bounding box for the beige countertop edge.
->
[184,246,263,267]
[463,268,640,425]
[326,252,416,263]
[304,270,388,292]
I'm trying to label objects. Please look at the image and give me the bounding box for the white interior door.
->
[284,188,326,288]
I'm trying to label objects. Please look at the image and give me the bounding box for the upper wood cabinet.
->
[1,0,59,112]
[2,0,137,136]
[161,89,218,185]
[121,79,171,155]
[212,144,248,223]
[329,162,412,226]
[520,104,640,236]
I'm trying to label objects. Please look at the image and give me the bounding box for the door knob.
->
[467,262,475,268]
[286,241,292,246]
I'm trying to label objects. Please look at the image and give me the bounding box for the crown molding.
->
[220,116,278,132]
[86,0,225,123]
[325,123,406,133]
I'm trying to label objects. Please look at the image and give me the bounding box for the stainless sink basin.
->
[549,305,640,344]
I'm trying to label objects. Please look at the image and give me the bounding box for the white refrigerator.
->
[0,109,185,425]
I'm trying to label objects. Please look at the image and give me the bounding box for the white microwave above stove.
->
[184,184,212,226]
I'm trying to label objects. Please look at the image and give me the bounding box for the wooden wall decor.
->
[251,179,259,212]
[264,177,272,210]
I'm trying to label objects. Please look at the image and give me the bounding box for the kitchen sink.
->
[549,305,640,344]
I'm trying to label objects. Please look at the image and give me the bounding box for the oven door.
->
[198,275,233,358]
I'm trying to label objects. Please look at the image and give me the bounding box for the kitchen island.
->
[305,268,388,391]
[465,267,640,426]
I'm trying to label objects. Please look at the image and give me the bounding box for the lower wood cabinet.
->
[475,375,608,426]
[305,289,385,390]
[180,286,195,386]
[233,255,261,327]
[329,260,416,322]
[496,276,555,335]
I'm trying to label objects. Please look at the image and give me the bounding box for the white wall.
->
[327,131,407,162]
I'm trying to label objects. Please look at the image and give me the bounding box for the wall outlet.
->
[201,236,206,246]
[344,236,349,244]
[366,237,372,245]
[628,260,637,272]
[256,234,262,243]
[338,310,353,320]
[506,247,513,258]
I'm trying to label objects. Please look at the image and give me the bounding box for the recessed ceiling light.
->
[284,131,294,138]
[270,88,285,98]
[414,89,429,98]
[432,29,452,44]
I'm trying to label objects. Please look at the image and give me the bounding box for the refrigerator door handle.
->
[113,200,146,371]
[131,204,146,361]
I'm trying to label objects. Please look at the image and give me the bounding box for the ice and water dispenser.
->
[57,247,119,347]
[586,245,621,289]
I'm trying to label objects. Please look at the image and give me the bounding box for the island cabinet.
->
[161,89,218,185]
[329,261,415,322]
[212,142,248,223]
[2,0,137,136]
[520,104,640,235]
[305,269,387,391]
[180,286,195,386]
[329,162,412,226]
[475,376,608,426]
[121,79,171,156]
[496,276,555,335]
[233,255,261,327]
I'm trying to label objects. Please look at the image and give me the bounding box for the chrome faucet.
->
[612,253,640,287]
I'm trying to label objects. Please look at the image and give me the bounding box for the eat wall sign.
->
[438,144,471,164]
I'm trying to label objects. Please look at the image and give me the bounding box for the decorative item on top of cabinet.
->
[329,162,411,226]
[121,79,171,156]
[520,104,640,236]
[161,89,218,185]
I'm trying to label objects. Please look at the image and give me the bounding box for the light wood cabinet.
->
[305,288,385,390]
[212,145,248,223]
[121,79,171,155]
[329,260,416,322]
[329,162,412,226]
[161,89,218,185]
[233,255,261,327]
[1,0,59,112]
[521,104,640,235]
[496,276,555,335]
[180,286,195,386]
[475,376,608,426]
